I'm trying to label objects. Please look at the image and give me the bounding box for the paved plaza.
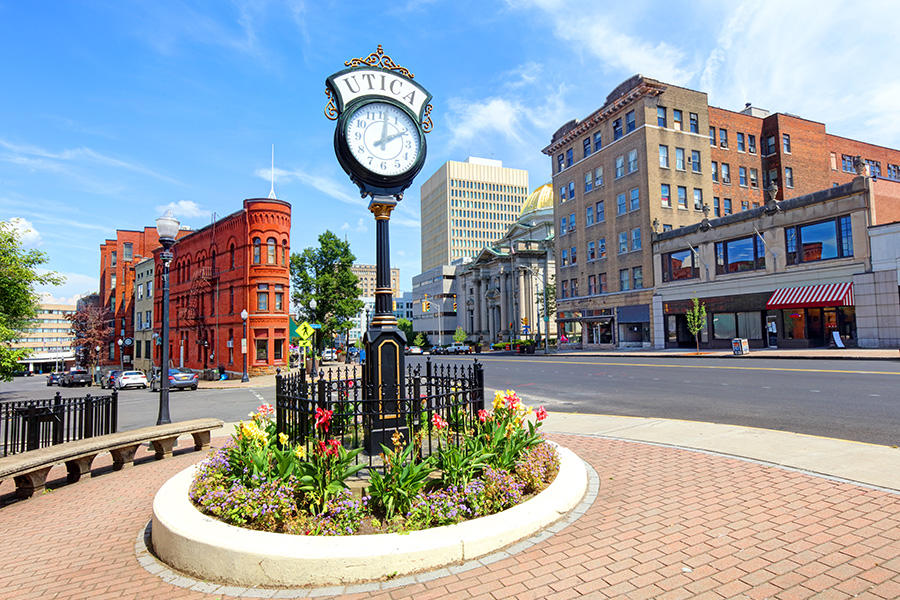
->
[2,411,899,600]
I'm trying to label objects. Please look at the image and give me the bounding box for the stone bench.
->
[0,418,223,500]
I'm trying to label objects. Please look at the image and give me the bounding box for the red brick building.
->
[708,105,900,220]
[152,198,291,377]
[99,227,190,368]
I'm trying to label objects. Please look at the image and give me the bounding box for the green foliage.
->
[290,231,364,352]
[434,434,492,489]
[478,390,545,471]
[536,275,556,320]
[0,220,64,380]
[686,296,707,353]
[367,436,434,519]
[453,326,467,343]
[413,332,427,347]
[397,317,414,343]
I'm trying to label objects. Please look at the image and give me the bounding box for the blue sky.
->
[2,0,899,305]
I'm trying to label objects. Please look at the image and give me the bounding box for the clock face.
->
[345,102,420,177]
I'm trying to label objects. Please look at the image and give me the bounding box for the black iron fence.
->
[276,358,485,468]
[0,391,119,457]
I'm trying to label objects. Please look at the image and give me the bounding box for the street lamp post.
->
[241,309,249,382]
[155,209,179,425]
[117,338,123,374]
[308,299,317,376]
[94,345,101,385]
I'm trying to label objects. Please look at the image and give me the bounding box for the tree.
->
[290,231,364,353]
[0,220,63,380]
[413,332,427,348]
[67,305,112,374]
[686,296,707,354]
[453,326,467,343]
[397,317,413,343]
[536,275,556,321]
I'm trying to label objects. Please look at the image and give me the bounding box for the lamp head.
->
[240,309,249,320]
[156,210,180,244]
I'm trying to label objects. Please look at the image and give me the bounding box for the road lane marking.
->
[468,357,900,376]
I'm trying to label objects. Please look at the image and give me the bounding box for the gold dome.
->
[519,183,554,217]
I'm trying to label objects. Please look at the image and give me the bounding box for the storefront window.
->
[274,338,284,361]
[783,310,805,339]
[715,236,765,274]
[256,339,268,361]
[785,216,853,264]
[712,313,736,340]
[736,312,763,339]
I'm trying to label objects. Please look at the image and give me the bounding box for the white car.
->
[116,370,148,390]
[322,348,338,361]
[446,342,471,354]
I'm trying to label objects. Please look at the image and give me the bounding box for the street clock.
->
[326,45,433,200]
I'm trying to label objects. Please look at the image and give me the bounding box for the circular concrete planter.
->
[151,444,587,587]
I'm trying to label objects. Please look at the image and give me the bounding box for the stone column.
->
[473,276,482,334]
[499,272,509,340]
[517,266,526,335]
[480,276,490,337]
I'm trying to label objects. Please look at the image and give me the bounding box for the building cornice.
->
[542,80,667,156]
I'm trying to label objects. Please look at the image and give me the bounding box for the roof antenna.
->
[268,144,276,199]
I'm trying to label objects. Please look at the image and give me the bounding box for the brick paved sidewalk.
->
[1,434,899,600]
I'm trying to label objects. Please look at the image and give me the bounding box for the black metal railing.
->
[276,358,484,469]
[0,391,118,457]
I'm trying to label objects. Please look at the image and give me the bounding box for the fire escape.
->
[178,266,217,365]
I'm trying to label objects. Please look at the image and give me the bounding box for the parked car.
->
[431,346,448,355]
[115,370,148,390]
[150,368,199,391]
[61,368,92,387]
[46,371,63,386]
[101,370,121,389]
[446,342,471,354]
[405,346,423,356]
[322,348,338,361]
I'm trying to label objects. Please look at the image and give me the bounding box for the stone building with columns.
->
[455,184,557,344]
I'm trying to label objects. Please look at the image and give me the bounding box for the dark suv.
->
[61,368,92,387]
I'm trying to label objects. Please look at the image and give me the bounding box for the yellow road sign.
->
[296,321,315,340]
[297,339,312,347]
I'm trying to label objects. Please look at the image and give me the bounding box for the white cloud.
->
[156,200,210,219]
[35,271,98,306]
[341,218,368,233]
[6,217,42,247]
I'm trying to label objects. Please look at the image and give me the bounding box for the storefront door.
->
[766,315,778,347]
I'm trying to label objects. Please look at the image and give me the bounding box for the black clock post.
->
[325,45,433,453]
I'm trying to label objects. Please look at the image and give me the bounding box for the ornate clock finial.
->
[345,45,415,78]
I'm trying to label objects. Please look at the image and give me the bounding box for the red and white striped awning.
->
[766,282,854,309]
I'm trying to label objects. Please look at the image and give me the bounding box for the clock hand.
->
[380,128,409,145]
[377,113,390,150]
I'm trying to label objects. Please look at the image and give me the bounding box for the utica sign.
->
[327,68,430,122]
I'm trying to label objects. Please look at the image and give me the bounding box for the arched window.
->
[253,238,261,264]
[267,237,276,264]
[230,243,235,269]
[282,240,288,266]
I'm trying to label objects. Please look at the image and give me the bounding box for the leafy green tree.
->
[453,326,467,343]
[686,296,707,354]
[67,305,112,372]
[536,275,556,321]
[0,220,63,380]
[290,231,364,353]
[413,332,427,347]
[397,317,413,343]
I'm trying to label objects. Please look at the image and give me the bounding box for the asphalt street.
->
[4,354,900,446]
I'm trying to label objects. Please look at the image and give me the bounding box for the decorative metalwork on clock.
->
[344,44,414,79]
[324,88,338,121]
[422,104,434,133]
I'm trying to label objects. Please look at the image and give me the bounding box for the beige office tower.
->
[420,157,529,271]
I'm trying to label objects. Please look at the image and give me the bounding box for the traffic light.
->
[521,316,529,326]
[453,302,457,311]
[423,300,431,312]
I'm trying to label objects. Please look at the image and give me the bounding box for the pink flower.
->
[505,393,521,411]
[535,406,548,422]
[477,409,489,423]
[314,407,333,433]
[256,403,274,417]
[432,413,448,430]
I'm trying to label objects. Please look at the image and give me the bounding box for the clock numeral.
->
[395,160,401,168]
[357,145,364,154]
[357,120,366,128]
[380,161,387,171]
[406,141,412,149]
[367,157,373,165]
[354,132,362,141]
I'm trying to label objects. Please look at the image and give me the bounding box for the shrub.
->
[470,467,524,515]
[367,431,434,519]
[405,486,473,529]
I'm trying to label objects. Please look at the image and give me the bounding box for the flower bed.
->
[188,391,557,535]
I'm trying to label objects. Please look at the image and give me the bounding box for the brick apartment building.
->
[152,198,291,377]
[543,74,900,348]
[99,227,190,369]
